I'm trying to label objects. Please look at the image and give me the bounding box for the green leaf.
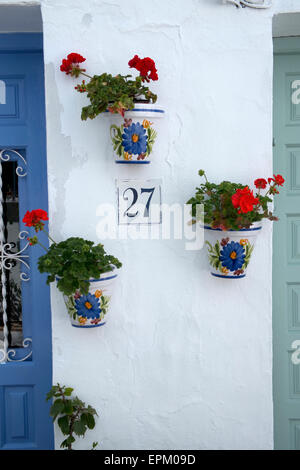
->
[82,413,96,430]
[50,399,65,420]
[64,400,74,415]
[73,419,87,436]
[58,415,70,435]
[60,435,75,449]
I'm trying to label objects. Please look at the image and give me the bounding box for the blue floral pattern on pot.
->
[122,122,147,155]
[64,288,111,327]
[206,237,254,278]
[75,292,101,319]
[110,118,157,162]
[219,241,245,272]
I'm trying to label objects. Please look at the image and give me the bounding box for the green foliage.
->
[146,127,157,155]
[79,73,157,120]
[46,384,98,450]
[38,237,122,296]
[243,242,255,269]
[110,124,125,157]
[206,240,221,271]
[100,295,110,316]
[187,170,275,230]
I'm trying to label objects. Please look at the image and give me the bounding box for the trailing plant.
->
[22,209,122,296]
[60,52,158,119]
[187,170,285,231]
[46,383,98,450]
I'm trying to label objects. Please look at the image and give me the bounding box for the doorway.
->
[0,18,53,450]
[273,36,300,450]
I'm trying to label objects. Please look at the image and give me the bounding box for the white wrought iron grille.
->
[0,149,32,363]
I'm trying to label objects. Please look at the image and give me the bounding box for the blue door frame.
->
[0,34,53,450]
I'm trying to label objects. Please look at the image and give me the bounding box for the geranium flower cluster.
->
[60,53,86,77]
[23,209,48,231]
[59,52,158,119]
[231,174,285,214]
[128,55,158,82]
[187,170,285,231]
[254,174,285,193]
[22,209,50,246]
[232,187,259,214]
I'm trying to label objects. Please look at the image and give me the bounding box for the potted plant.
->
[60,53,165,164]
[47,383,98,450]
[23,209,122,327]
[187,170,285,279]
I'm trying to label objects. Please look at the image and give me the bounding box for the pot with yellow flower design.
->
[63,270,118,327]
[204,222,262,279]
[110,103,165,164]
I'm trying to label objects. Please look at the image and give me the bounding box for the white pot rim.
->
[89,271,118,282]
[127,102,165,112]
[203,221,262,233]
[107,102,165,117]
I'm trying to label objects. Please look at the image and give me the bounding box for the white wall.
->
[5,0,300,450]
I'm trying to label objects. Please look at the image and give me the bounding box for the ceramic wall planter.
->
[110,103,165,164]
[62,271,118,327]
[204,223,262,279]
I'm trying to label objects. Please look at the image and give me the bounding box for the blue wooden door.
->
[273,37,300,450]
[0,34,53,449]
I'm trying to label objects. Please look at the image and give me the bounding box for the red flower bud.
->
[254,178,267,189]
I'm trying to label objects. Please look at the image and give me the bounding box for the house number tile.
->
[117,178,162,225]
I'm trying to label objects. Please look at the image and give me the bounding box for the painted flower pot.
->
[110,103,165,164]
[62,270,118,328]
[204,223,262,279]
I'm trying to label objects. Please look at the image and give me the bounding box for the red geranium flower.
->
[128,55,140,69]
[60,58,73,75]
[60,53,86,75]
[272,174,285,186]
[254,178,267,189]
[232,186,259,214]
[23,209,48,231]
[128,55,158,82]
[67,53,86,64]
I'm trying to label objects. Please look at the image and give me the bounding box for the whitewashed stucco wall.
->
[5,0,300,450]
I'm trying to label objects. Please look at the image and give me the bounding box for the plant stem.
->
[37,240,48,252]
[41,227,56,244]
[68,406,82,451]
[57,385,73,451]
[80,71,93,80]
